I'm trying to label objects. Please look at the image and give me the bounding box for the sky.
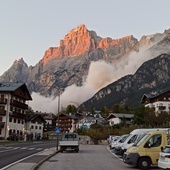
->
[0,0,170,75]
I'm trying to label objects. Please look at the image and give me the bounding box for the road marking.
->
[20,147,28,149]
[107,146,123,161]
[36,148,43,150]
[1,150,46,170]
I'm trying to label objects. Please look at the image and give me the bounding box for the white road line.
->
[1,150,46,170]
[107,146,123,161]
[20,147,28,149]
[0,148,18,153]
[36,148,43,150]
[28,148,35,150]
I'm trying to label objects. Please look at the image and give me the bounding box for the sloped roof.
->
[107,113,134,120]
[0,82,32,100]
[141,88,170,103]
[26,114,45,123]
[57,113,80,120]
[0,82,23,91]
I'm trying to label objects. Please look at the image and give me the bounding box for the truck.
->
[123,130,168,170]
[116,128,169,157]
[59,132,80,153]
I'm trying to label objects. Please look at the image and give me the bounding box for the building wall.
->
[108,118,120,126]
[0,92,29,139]
[145,101,170,114]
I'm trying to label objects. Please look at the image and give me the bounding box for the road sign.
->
[55,127,60,133]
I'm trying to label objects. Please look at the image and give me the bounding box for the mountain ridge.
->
[0,24,170,110]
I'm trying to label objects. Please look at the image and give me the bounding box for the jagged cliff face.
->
[81,54,170,110]
[0,24,139,96]
[0,25,170,106]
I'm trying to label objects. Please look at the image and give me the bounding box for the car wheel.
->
[138,157,151,170]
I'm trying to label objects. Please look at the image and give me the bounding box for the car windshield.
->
[135,134,150,147]
[65,134,77,138]
[162,146,170,153]
[120,134,130,143]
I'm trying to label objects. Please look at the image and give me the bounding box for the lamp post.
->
[42,84,61,150]
[56,90,60,150]
[4,93,10,139]
[168,104,170,144]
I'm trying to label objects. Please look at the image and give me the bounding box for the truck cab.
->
[123,131,168,170]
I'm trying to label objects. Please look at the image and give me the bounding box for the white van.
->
[115,128,169,157]
[111,134,129,150]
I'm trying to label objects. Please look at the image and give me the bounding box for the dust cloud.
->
[29,46,159,113]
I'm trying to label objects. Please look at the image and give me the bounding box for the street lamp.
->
[41,84,62,150]
[56,90,61,150]
[168,104,170,144]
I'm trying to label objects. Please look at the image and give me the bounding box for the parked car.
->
[111,134,129,150]
[158,145,170,169]
[109,136,120,148]
[107,135,116,144]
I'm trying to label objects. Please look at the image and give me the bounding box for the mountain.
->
[0,24,139,95]
[80,53,170,110]
[0,24,170,109]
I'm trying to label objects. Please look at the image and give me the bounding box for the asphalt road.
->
[0,140,57,169]
[38,145,161,170]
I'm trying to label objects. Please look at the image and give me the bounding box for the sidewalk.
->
[4,148,59,170]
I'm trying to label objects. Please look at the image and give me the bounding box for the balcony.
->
[10,100,28,109]
[9,111,26,119]
[0,98,7,104]
[0,110,6,115]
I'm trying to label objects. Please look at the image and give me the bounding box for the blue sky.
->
[1,0,170,75]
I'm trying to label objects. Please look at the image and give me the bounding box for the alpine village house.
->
[0,82,45,140]
[0,82,170,140]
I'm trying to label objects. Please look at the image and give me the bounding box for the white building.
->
[0,82,32,139]
[141,89,170,115]
[0,82,45,140]
[107,113,134,126]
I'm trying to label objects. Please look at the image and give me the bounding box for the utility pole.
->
[56,89,60,150]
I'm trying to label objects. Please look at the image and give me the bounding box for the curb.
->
[31,150,60,170]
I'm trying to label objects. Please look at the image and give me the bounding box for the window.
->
[18,119,20,124]
[39,126,41,130]
[0,106,5,110]
[1,94,4,99]
[65,134,77,139]
[0,129,1,135]
[0,117,2,121]
[31,125,34,129]
[35,126,37,129]
[145,134,162,148]
[14,118,16,123]
[9,117,12,122]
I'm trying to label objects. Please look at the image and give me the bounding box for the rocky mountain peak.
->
[13,57,25,65]
[98,35,135,49]
[41,24,102,65]
[59,24,100,56]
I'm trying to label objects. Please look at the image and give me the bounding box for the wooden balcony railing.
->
[0,110,6,115]
[10,100,28,109]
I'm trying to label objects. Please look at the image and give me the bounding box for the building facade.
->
[0,82,32,139]
[141,89,170,115]
[107,113,134,126]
